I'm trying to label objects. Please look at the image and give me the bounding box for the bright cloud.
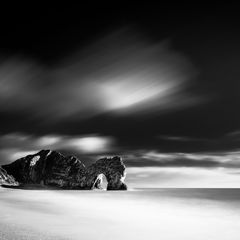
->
[0,28,199,123]
[65,136,115,153]
[0,133,115,164]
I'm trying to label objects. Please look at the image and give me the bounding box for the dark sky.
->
[2,3,240,187]
[1,3,240,154]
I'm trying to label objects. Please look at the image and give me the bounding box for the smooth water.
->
[0,188,240,240]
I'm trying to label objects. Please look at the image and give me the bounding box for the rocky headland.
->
[1,150,127,190]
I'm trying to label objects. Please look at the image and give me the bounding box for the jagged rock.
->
[2,150,127,190]
[0,167,19,186]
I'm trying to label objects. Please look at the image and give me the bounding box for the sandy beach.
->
[1,188,240,240]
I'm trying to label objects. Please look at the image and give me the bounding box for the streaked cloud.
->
[52,30,199,117]
[126,167,240,188]
[0,28,200,126]
[158,135,207,142]
[124,150,240,169]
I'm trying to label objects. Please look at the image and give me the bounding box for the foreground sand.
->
[0,188,240,240]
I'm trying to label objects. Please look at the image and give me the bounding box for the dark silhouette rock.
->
[0,167,19,186]
[2,150,127,190]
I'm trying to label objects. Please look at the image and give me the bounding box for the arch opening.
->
[93,173,108,190]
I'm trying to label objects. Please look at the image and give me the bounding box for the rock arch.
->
[2,150,127,190]
[93,173,108,189]
[86,156,127,190]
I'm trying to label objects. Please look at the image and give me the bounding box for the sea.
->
[0,188,240,240]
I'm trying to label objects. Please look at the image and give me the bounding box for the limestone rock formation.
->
[2,150,127,190]
[0,167,19,186]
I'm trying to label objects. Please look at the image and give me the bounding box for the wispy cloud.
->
[124,150,240,169]
[158,135,207,142]
[126,167,240,188]
[0,28,200,127]
[0,133,115,164]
